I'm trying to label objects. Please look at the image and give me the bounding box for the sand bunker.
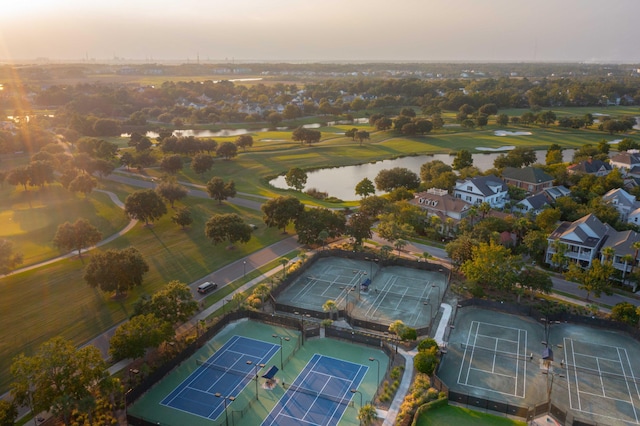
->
[260,139,288,142]
[608,139,622,144]
[476,146,516,152]
[494,130,533,136]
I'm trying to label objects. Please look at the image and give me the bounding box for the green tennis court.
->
[128,320,389,426]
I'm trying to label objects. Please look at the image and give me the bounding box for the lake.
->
[269,149,575,201]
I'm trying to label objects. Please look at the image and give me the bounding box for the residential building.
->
[543,186,571,202]
[600,230,640,278]
[609,150,640,174]
[513,193,550,215]
[602,188,640,222]
[567,158,612,176]
[411,188,472,222]
[545,214,611,268]
[501,167,554,194]
[453,175,508,208]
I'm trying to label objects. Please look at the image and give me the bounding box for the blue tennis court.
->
[160,336,280,420]
[262,354,368,426]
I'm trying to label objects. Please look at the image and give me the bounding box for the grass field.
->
[416,405,527,426]
[0,180,292,391]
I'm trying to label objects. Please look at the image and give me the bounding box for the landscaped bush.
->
[305,188,328,199]
[396,374,440,425]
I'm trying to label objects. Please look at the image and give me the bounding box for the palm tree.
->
[621,254,634,280]
[231,291,245,311]
[318,230,329,250]
[322,300,337,320]
[358,404,378,426]
[253,284,270,311]
[601,247,615,265]
[479,201,491,219]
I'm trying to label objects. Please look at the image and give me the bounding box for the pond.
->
[269,149,575,201]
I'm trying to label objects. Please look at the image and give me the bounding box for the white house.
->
[453,175,508,208]
[545,214,611,268]
[513,193,550,215]
[602,188,640,222]
[411,188,472,222]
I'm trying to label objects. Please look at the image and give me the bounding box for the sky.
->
[1,0,639,63]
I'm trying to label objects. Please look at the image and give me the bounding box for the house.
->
[545,214,611,268]
[411,188,472,223]
[609,151,640,174]
[453,175,508,208]
[543,186,571,202]
[567,158,612,177]
[501,167,554,194]
[600,230,640,278]
[514,193,550,215]
[602,188,640,222]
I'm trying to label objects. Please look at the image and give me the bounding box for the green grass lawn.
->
[417,405,527,426]
[0,181,290,391]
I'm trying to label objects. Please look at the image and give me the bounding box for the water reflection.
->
[269,149,575,201]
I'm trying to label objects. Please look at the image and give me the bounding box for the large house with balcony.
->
[567,159,612,176]
[545,214,611,268]
[600,230,640,279]
[453,175,508,208]
[602,188,640,222]
[609,150,640,175]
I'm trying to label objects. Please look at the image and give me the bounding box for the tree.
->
[206,177,236,204]
[26,161,55,188]
[67,174,97,197]
[295,208,346,245]
[124,189,167,226]
[191,153,214,175]
[355,177,376,198]
[355,130,370,146]
[216,141,238,160]
[171,207,193,229]
[204,213,252,248]
[10,337,109,425]
[374,117,393,131]
[285,167,308,191]
[159,155,183,174]
[133,281,198,326]
[496,114,509,126]
[358,404,378,426]
[564,259,614,301]
[322,300,337,321]
[261,196,304,233]
[53,218,103,259]
[109,314,173,361]
[461,241,522,291]
[611,302,640,326]
[292,127,321,145]
[346,212,373,249]
[345,128,358,141]
[517,267,553,300]
[6,166,30,191]
[445,235,476,269]
[0,239,23,274]
[83,247,149,297]
[235,134,254,151]
[377,213,413,244]
[0,400,17,426]
[452,150,473,170]
[414,347,439,375]
[155,180,188,208]
[374,167,420,192]
[93,158,115,178]
[252,284,270,310]
[414,119,433,135]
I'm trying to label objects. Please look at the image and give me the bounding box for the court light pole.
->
[243,260,247,277]
[214,393,235,426]
[368,357,380,391]
[272,334,290,369]
[350,388,363,411]
[423,301,432,323]
[246,361,265,401]
[431,284,440,305]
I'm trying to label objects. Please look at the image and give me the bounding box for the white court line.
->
[596,357,606,397]
[619,347,640,424]
[364,275,398,318]
[515,328,520,396]
[457,321,479,386]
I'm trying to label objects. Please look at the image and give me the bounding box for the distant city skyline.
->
[1,0,639,64]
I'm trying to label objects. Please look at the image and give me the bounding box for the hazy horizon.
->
[2,0,639,64]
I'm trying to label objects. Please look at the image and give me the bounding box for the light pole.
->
[350,388,363,411]
[280,258,288,280]
[243,260,246,277]
[431,284,440,305]
[272,334,290,369]
[246,360,265,401]
[294,311,310,345]
[223,298,231,316]
[368,357,380,389]
[214,393,235,426]
[423,301,432,324]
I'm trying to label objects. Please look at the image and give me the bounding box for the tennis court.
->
[161,336,280,421]
[262,354,367,426]
[277,257,446,329]
[127,320,387,426]
[561,337,640,425]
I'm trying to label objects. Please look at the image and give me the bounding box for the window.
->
[465,196,471,201]
[466,186,472,191]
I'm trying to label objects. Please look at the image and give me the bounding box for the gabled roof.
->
[412,190,472,214]
[602,230,640,257]
[568,159,612,174]
[602,188,637,207]
[502,167,554,184]
[549,214,609,248]
[457,175,507,196]
[610,151,640,166]
[518,193,549,210]
[544,185,571,200]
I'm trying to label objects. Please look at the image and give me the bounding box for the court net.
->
[460,343,531,362]
[196,359,254,379]
[287,384,353,406]
[561,363,640,384]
